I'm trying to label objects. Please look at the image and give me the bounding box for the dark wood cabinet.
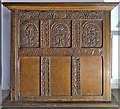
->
[3,2,118,104]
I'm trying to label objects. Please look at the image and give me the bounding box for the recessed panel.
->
[20,20,39,47]
[50,57,71,96]
[50,20,71,48]
[20,57,40,96]
[80,56,103,96]
[81,20,103,48]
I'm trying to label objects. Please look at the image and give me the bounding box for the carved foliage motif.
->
[66,10,103,19]
[81,20,102,47]
[40,20,49,47]
[72,57,80,96]
[18,10,66,20]
[50,20,71,47]
[18,10,104,20]
[84,11,103,19]
[41,57,51,96]
[72,21,80,47]
[18,10,55,19]
[19,48,103,56]
[20,20,39,47]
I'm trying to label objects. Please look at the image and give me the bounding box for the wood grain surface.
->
[80,56,103,96]
[20,57,40,96]
[50,57,71,96]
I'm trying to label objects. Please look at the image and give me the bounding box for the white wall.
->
[111,2,120,89]
[111,2,120,31]
[1,5,10,90]
[111,35,119,88]
[1,0,120,90]
[119,36,120,86]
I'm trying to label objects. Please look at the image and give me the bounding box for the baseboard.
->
[1,89,119,108]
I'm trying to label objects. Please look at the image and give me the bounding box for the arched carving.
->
[18,10,104,20]
[84,11,103,19]
[81,20,102,47]
[20,20,39,47]
[50,20,71,47]
[66,10,103,19]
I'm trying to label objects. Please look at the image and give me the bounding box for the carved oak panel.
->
[41,57,50,96]
[20,57,40,96]
[50,57,71,96]
[40,20,49,47]
[50,20,71,47]
[66,10,104,19]
[80,56,102,96]
[18,10,104,20]
[72,57,81,96]
[20,20,39,47]
[81,20,103,48]
[18,10,104,99]
[72,20,80,47]
[19,11,103,48]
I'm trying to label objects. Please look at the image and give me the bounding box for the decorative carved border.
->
[18,10,104,20]
[72,57,80,96]
[72,20,80,47]
[41,57,51,96]
[19,48,103,56]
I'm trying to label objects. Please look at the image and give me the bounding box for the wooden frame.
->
[3,2,118,10]
[3,2,118,103]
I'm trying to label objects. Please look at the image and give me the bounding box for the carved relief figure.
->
[81,20,102,47]
[50,20,71,47]
[20,21,39,47]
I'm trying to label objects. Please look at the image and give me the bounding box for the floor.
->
[112,89,120,103]
[0,88,120,109]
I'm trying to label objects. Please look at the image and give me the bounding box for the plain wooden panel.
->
[81,56,103,96]
[20,57,40,96]
[50,57,71,96]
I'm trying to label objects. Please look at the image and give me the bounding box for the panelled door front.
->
[17,10,105,101]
